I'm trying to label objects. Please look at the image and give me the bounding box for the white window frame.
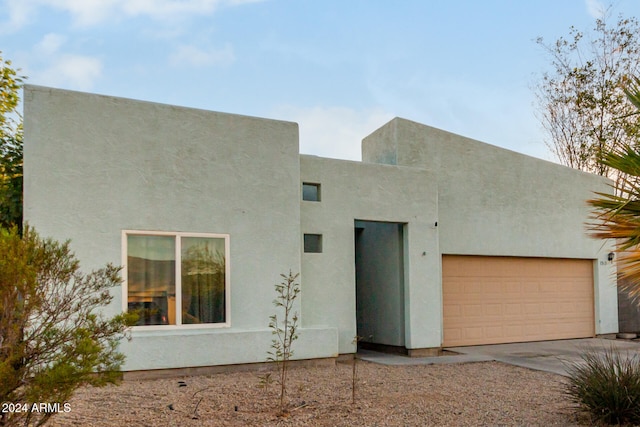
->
[122,230,231,330]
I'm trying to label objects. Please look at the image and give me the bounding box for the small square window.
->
[302,183,321,202]
[304,234,322,253]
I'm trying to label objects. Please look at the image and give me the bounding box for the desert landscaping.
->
[48,360,584,426]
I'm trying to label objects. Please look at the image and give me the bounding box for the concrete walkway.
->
[358,349,495,366]
[359,338,640,377]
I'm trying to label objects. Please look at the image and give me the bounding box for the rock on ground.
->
[48,361,585,426]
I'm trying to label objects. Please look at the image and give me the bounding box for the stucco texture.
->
[23,87,618,372]
[23,86,338,370]
[300,156,440,351]
[362,117,618,335]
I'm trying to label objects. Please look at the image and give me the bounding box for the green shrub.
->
[0,226,137,427]
[565,346,640,425]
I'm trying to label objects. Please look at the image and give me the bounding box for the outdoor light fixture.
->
[608,252,615,262]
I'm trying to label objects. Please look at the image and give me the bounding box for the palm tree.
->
[588,76,640,300]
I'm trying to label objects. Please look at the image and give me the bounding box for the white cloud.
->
[123,0,219,19]
[585,0,605,19]
[169,44,235,67]
[228,0,263,5]
[1,0,266,30]
[33,54,102,90]
[0,0,36,33]
[24,33,102,90]
[47,0,121,26]
[35,33,67,55]
[272,105,394,161]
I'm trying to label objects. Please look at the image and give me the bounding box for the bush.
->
[565,346,640,425]
[0,226,136,427]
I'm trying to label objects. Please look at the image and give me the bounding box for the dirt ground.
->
[47,360,586,426]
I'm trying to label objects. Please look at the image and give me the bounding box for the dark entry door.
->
[355,220,405,348]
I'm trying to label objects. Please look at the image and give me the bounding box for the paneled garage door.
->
[442,256,595,347]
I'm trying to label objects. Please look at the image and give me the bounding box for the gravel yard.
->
[48,360,584,426]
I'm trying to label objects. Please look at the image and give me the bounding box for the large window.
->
[123,231,230,328]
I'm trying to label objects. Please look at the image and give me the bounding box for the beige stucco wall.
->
[362,117,618,335]
[23,85,338,370]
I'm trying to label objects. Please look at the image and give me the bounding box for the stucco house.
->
[23,85,618,373]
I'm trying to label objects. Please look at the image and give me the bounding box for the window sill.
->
[130,323,231,335]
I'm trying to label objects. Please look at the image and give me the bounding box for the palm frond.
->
[601,144,640,178]
[624,75,640,112]
[587,77,640,299]
[617,249,640,300]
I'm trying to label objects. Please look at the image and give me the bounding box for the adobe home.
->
[23,85,618,372]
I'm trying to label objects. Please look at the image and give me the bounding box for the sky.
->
[3,0,640,162]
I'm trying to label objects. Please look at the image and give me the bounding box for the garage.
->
[442,256,595,347]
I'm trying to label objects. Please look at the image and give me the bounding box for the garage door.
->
[442,256,595,347]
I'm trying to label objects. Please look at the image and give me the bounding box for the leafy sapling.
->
[267,270,301,415]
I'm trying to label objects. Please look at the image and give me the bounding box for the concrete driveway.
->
[359,338,640,377]
[448,338,640,376]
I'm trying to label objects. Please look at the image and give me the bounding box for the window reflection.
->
[127,235,175,325]
[125,233,228,326]
[181,237,226,324]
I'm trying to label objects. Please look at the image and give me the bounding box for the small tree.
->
[267,270,300,415]
[0,134,22,232]
[0,226,136,427]
[535,10,640,182]
[0,51,24,231]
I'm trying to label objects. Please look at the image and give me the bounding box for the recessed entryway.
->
[355,220,406,350]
